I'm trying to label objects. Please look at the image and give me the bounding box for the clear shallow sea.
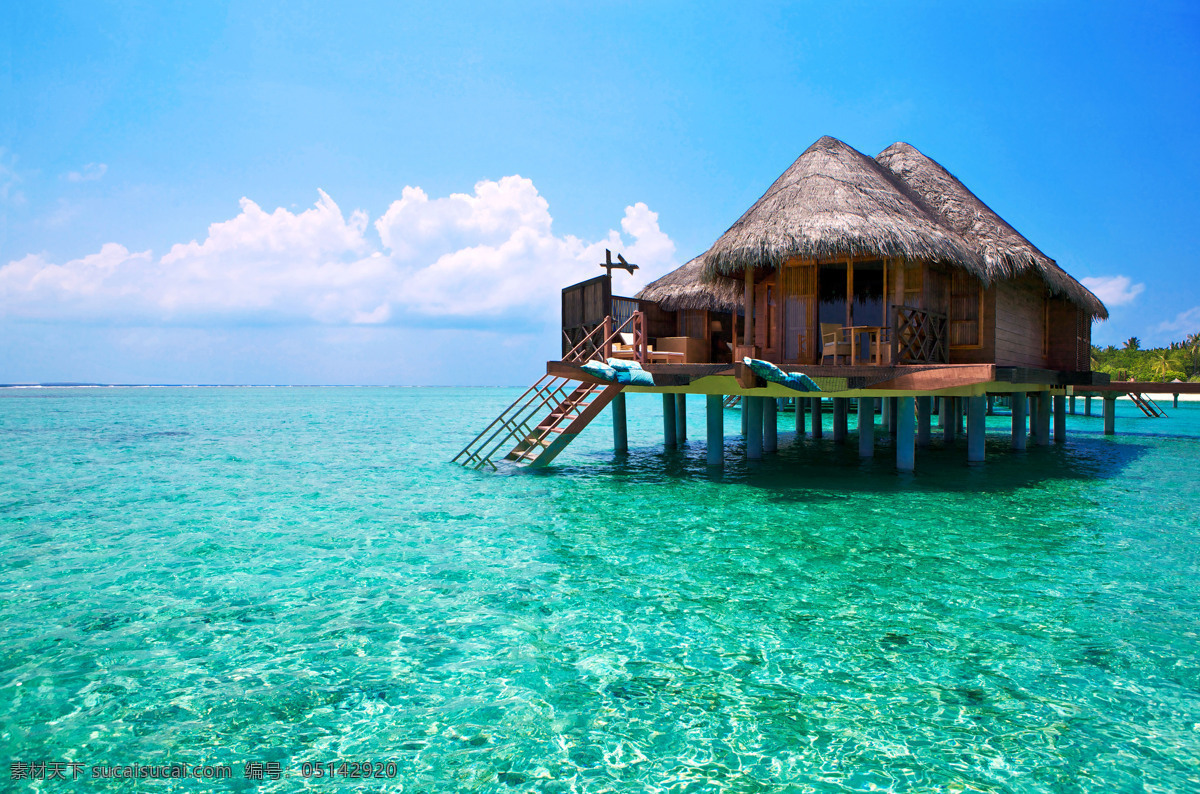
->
[1,387,1198,793]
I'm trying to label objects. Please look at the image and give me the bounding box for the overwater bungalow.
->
[455,136,1124,471]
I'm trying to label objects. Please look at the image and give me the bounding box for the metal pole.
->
[897,396,915,471]
[763,397,777,453]
[746,396,763,458]
[706,395,723,466]
[612,392,627,453]
[917,396,932,447]
[967,395,986,463]
[663,394,677,448]
[1011,390,1027,451]
[833,398,847,443]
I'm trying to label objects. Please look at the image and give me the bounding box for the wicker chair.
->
[820,323,852,364]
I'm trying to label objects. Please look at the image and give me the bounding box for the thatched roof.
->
[876,142,1107,319]
[700,136,986,281]
[635,255,742,311]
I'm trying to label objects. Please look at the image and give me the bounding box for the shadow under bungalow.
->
[456,136,1179,471]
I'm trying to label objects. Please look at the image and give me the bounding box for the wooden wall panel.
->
[993,278,1046,368]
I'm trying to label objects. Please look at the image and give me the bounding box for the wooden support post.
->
[897,396,915,471]
[1054,394,1066,443]
[612,392,627,453]
[706,395,723,466]
[795,396,806,436]
[1085,395,1092,416]
[858,395,874,457]
[811,397,823,439]
[675,394,687,443]
[1011,390,1027,450]
[943,397,957,444]
[833,398,848,443]
[917,396,932,448]
[1069,394,1077,415]
[763,398,778,453]
[1036,392,1051,446]
[746,396,763,458]
[967,395,986,463]
[663,394,677,448]
[1103,396,1116,436]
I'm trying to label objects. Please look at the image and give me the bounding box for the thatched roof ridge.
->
[876,142,1107,319]
[635,256,742,311]
[700,136,987,281]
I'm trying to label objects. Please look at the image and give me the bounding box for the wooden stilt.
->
[897,396,915,471]
[612,392,627,453]
[746,396,763,458]
[1036,392,1051,446]
[917,396,932,447]
[763,398,778,453]
[1011,390,1027,450]
[675,393,687,443]
[1103,396,1116,436]
[811,397,823,439]
[833,398,848,443]
[1054,394,1066,443]
[858,395,874,457]
[967,395,986,463]
[706,395,723,466]
[663,393,677,448]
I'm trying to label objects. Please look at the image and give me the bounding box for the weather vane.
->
[600,249,638,277]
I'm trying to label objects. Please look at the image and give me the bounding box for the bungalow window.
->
[949,271,983,348]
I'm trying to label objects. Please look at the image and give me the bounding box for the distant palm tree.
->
[1152,351,1174,380]
[1186,332,1200,376]
[1124,337,1141,351]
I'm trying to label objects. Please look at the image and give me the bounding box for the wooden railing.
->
[562,311,647,364]
[892,305,948,364]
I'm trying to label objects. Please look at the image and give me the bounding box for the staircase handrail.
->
[562,312,647,364]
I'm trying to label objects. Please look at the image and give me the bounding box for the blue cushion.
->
[580,360,617,381]
[614,367,655,386]
[743,357,821,392]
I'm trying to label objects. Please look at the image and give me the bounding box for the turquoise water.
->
[2,387,1198,792]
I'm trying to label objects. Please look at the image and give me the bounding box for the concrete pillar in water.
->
[763,398,778,453]
[1069,394,1077,415]
[833,398,848,443]
[663,394,677,447]
[938,397,947,429]
[611,392,628,453]
[675,394,687,443]
[889,396,899,436]
[967,395,986,463]
[1054,394,1066,443]
[986,395,995,416]
[1011,390,1027,451]
[881,396,891,430]
[1174,393,1180,409]
[1104,396,1116,436]
[956,397,965,436]
[917,396,932,448]
[897,396,915,471]
[858,396,874,457]
[811,398,823,439]
[741,398,748,436]
[706,395,723,466]
[1085,395,1093,416]
[746,396,764,459]
[794,397,806,436]
[943,397,957,444]
[1036,392,1052,446]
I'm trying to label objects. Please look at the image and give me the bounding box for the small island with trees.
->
[1091,333,1200,383]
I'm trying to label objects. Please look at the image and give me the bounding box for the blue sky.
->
[2,1,1197,385]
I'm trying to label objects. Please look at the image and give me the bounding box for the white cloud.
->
[0,178,678,328]
[1080,274,1144,307]
[64,163,107,182]
[1156,306,1200,335]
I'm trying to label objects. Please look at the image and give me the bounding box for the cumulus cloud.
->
[64,163,107,182]
[0,177,677,328]
[1156,306,1200,335]
[1080,274,1144,307]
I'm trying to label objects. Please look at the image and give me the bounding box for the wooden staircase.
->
[1127,392,1167,418]
[453,311,645,470]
